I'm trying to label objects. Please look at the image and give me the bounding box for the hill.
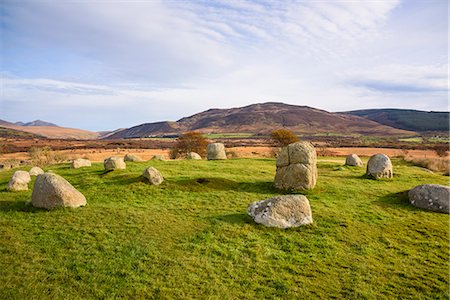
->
[344,109,449,132]
[0,126,44,139]
[106,102,414,139]
[0,124,99,140]
[15,120,59,127]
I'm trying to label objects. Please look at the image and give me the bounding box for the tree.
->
[270,129,299,147]
[169,132,208,159]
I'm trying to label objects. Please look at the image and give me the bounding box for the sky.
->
[1,0,448,131]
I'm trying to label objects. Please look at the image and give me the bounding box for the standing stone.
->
[29,166,44,176]
[124,154,143,162]
[142,167,164,185]
[345,154,363,167]
[187,152,202,160]
[247,195,313,228]
[71,158,92,169]
[366,154,393,179]
[7,170,31,191]
[408,184,450,214]
[274,142,317,190]
[207,143,227,160]
[31,173,86,209]
[104,156,126,171]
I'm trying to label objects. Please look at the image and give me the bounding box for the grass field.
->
[1,158,449,299]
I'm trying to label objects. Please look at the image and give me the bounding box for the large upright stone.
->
[187,152,202,160]
[29,166,44,176]
[104,156,126,171]
[345,154,363,167]
[274,142,317,190]
[142,167,164,185]
[71,158,92,169]
[366,154,393,179]
[207,143,227,160]
[31,173,86,209]
[408,184,450,214]
[247,195,313,228]
[7,170,31,191]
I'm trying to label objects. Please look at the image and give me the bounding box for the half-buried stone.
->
[31,173,86,209]
[71,158,92,169]
[366,154,393,179]
[142,167,164,185]
[7,170,31,191]
[104,156,126,171]
[29,166,44,176]
[187,152,202,160]
[124,154,143,162]
[247,195,313,228]
[345,154,363,167]
[274,141,317,190]
[408,184,449,214]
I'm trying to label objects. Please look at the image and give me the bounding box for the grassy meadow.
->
[0,157,449,299]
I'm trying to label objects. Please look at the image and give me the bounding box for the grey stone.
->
[187,152,202,160]
[31,173,86,209]
[104,156,126,171]
[207,143,227,160]
[71,158,92,169]
[124,154,143,162]
[248,195,313,228]
[366,154,393,179]
[345,154,363,167]
[7,170,31,191]
[409,184,449,213]
[142,167,164,185]
[29,166,44,176]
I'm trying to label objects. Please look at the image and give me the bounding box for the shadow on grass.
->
[0,200,42,213]
[210,213,253,225]
[374,190,417,211]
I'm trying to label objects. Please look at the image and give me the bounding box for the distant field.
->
[205,133,255,139]
[1,158,448,298]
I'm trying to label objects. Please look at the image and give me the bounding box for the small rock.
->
[142,167,164,185]
[104,156,126,171]
[29,166,44,176]
[124,154,143,162]
[247,195,313,228]
[71,158,92,169]
[7,170,31,191]
[345,154,363,167]
[187,152,202,160]
[151,155,165,161]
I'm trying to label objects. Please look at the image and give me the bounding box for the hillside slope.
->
[106,102,415,139]
[0,124,99,140]
[345,109,449,132]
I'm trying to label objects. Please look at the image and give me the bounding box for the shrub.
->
[170,132,208,159]
[270,129,299,147]
[29,146,68,167]
[404,155,450,174]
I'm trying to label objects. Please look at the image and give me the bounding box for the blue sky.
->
[1,0,448,131]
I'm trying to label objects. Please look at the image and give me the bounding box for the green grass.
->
[399,137,424,143]
[1,158,449,299]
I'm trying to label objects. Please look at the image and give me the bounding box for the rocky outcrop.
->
[409,184,449,213]
[274,142,317,190]
[31,173,86,209]
[247,195,313,228]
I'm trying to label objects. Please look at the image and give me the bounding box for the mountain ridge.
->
[105,102,416,139]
